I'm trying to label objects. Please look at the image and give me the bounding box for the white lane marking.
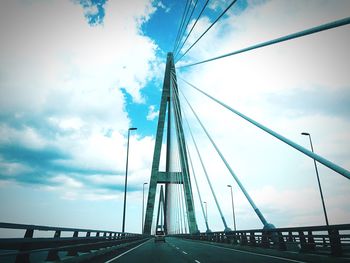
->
[104,239,151,263]
[195,260,201,263]
[182,251,188,255]
[200,243,306,263]
[176,247,179,249]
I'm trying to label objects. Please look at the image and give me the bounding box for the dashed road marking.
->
[195,260,201,263]
[182,251,188,255]
[104,239,151,263]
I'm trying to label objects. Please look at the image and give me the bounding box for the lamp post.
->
[203,201,208,224]
[227,185,237,231]
[122,127,137,233]
[301,132,329,226]
[142,182,148,233]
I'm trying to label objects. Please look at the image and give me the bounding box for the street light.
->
[227,185,237,231]
[142,182,148,233]
[301,132,329,226]
[203,201,208,224]
[122,127,137,233]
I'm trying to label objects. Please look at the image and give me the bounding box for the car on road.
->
[154,230,165,242]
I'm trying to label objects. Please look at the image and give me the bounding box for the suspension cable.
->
[176,0,238,63]
[174,98,184,234]
[175,136,184,233]
[173,0,192,53]
[175,0,210,60]
[172,75,206,232]
[175,78,271,228]
[171,73,186,234]
[178,16,350,68]
[171,73,194,233]
[172,92,203,233]
[171,69,196,207]
[172,75,231,231]
[178,76,350,180]
[185,139,211,232]
[169,77,182,234]
[174,0,200,56]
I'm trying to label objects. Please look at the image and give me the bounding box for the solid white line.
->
[104,239,151,263]
[203,243,306,263]
[182,251,188,255]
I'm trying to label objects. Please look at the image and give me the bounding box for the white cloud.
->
[0,0,159,197]
[0,0,159,111]
[208,0,227,12]
[51,175,83,189]
[0,124,47,150]
[0,158,32,176]
[157,1,170,13]
[48,117,84,131]
[146,105,159,121]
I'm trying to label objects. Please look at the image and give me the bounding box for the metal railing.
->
[0,222,147,263]
[174,224,350,257]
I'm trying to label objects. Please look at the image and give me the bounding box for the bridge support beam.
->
[143,53,198,235]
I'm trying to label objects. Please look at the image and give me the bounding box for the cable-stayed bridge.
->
[1,1,350,262]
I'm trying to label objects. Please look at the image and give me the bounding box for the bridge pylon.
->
[143,53,198,235]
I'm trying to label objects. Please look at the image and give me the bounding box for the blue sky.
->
[0,0,349,234]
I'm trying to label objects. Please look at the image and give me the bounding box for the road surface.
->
[105,237,305,263]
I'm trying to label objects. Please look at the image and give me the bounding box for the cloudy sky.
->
[0,0,349,234]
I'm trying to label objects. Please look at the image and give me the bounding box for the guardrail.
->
[174,224,350,257]
[0,222,147,262]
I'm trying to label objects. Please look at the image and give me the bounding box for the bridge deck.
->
[105,237,350,263]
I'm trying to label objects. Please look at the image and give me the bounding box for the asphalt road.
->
[105,237,305,263]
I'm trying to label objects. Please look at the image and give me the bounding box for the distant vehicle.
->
[154,230,165,242]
